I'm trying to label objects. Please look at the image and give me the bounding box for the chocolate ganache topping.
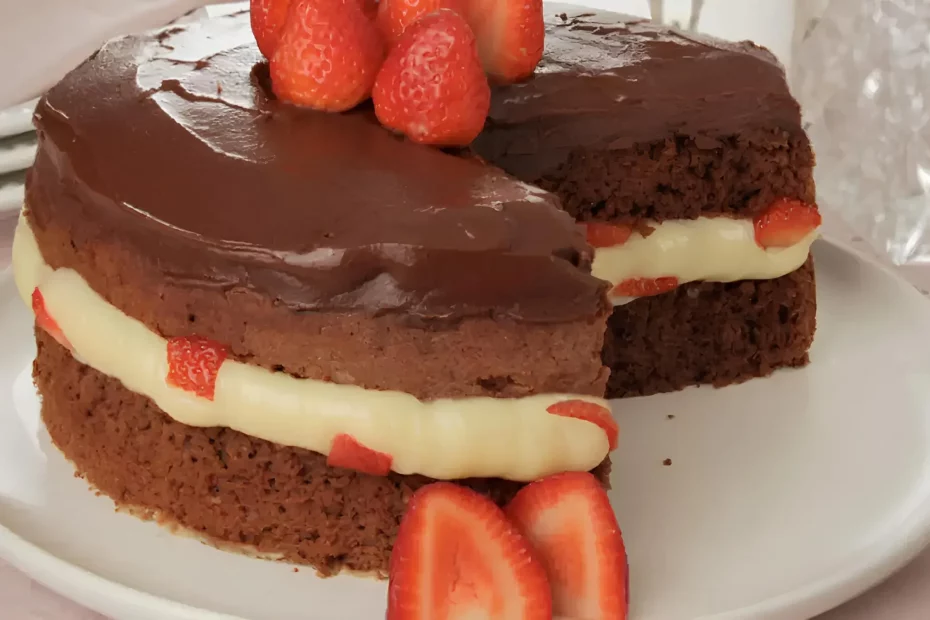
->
[472,5,806,180]
[27,8,607,323]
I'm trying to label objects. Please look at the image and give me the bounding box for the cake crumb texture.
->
[603,257,816,398]
[536,130,816,223]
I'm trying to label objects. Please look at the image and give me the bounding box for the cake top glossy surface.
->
[472,4,804,178]
[29,7,605,322]
[29,4,802,321]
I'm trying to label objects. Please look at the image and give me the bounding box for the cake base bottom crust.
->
[603,256,817,398]
[33,330,611,577]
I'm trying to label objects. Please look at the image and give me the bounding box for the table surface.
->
[3,209,930,619]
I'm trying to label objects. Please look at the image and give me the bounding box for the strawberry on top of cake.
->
[252,0,545,145]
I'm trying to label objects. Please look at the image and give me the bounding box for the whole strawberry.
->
[372,9,490,146]
[251,0,292,58]
[467,0,544,83]
[270,0,385,112]
[376,0,466,47]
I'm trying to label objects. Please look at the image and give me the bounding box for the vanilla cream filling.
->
[13,216,611,482]
[592,217,819,304]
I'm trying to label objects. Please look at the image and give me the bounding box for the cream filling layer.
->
[12,216,611,482]
[591,217,819,304]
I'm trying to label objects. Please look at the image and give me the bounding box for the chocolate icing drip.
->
[28,9,606,323]
[471,4,805,180]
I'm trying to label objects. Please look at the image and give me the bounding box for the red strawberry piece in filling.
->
[547,399,618,451]
[611,276,680,298]
[585,222,634,248]
[31,288,71,350]
[753,198,822,249]
[165,335,229,400]
[327,433,393,476]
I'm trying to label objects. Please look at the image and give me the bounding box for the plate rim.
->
[1,235,930,620]
[0,183,25,214]
[0,137,37,176]
[0,98,39,140]
[0,517,243,620]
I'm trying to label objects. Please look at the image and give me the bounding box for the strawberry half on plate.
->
[506,472,629,620]
[388,482,552,619]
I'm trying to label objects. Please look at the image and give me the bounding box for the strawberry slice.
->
[165,336,229,401]
[327,433,393,475]
[505,472,629,620]
[270,0,385,112]
[585,222,633,248]
[611,276,679,298]
[465,0,544,83]
[388,482,551,619]
[376,0,466,47]
[547,400,618,451]
[31,288,71,350]
[373,10,490,146]
[753,198,822,249]
[250,0,293,58]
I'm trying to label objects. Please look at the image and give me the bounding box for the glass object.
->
[792,0,930,265]
[649,0,705,30]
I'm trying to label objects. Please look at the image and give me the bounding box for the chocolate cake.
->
[13,2,819,577]
[14,6,616,575]
[473,7,818,397]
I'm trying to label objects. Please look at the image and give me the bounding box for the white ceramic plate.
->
[2,238,930,620]
[0,133,37,175]
[0,172,25,214]
[0,99,37,139]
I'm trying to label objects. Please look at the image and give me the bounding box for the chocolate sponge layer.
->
[34,329,612,575]
[26,211,610,401]
[536,130,817,224]
[603,257,816,398]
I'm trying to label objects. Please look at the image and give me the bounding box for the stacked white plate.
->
[0,99,38,215]
[0,3,239,218]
